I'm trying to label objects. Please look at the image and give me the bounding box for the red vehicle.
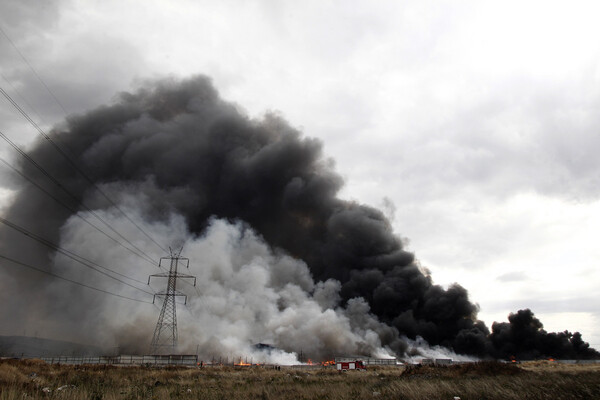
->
[336,360,366,371]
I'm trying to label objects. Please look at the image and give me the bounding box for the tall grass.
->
[1,359,598,399]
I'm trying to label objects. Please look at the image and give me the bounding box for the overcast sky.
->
[1,0,599,347]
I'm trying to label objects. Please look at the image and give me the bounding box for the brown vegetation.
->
[1,359,599,399]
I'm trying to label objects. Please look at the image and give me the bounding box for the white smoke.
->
[402,336,479,363]
[48,188,401,363]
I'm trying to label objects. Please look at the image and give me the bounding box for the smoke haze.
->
[0,76,597,361]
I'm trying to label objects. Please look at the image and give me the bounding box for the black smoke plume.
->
[0,76,597,360]
[490,309,599,360]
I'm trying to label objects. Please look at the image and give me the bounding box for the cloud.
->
[496,271,529,283]
[0,0,63,34]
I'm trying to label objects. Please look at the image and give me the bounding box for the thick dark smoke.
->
[490,309,599,360]
[0,75,597,360]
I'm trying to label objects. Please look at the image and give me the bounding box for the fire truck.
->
[336,360,366,371]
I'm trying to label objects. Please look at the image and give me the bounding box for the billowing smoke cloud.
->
[0,75,597,360]
[490,309,599,360]
[50,202,397,362]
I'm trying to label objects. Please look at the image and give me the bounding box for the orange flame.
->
[234,358,252,366]
[305,359,335,366]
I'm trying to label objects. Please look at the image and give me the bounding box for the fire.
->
[548,358,555,362]
[305,359,335,366]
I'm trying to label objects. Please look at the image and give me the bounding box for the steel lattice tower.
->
[149,248,196,354]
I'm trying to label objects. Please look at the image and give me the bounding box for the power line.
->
[0,73,45,124]
[0,86,168,255]
[0,156,157,268]
[181,277,204,300]
[0,29,169,278]
[1,24,166,256]
[0,216,154,295]
[0,24,69,115]
[0,73,79,169]
[0,132,159,266]
[0,253,153,304]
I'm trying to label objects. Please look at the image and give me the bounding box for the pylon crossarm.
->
[159,256,189,268]
[149,272,193,283]
[148,272,170,284]
[174,273,196,285]
[174,290,187,298]
[158,258,168,269]
[154,290,188,297]
[152,293,187,306]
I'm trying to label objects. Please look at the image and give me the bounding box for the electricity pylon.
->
[148,247,196,354]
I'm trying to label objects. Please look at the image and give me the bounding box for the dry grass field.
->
[1,359,599,399]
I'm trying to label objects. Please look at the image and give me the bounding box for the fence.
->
[40,354,199,366]
[334,356,398,365]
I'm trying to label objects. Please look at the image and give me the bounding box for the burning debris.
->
[0,76,597,362]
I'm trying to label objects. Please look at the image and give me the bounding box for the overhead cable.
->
[0,86,168,255]
[0,216,154,295]
[0,155,157,268]
[0,24,69,115]
[0,253,153,304]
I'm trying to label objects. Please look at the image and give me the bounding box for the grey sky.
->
[1,0,599,346]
